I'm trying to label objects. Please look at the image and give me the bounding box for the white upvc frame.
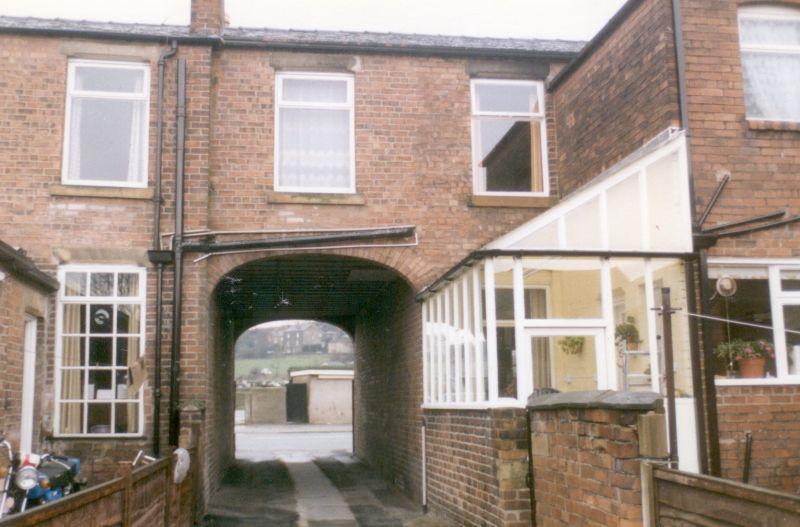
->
[20,316,38,454]
[470,78,549,197]
[54,264,146,438]
[738,5,800,123]
[273,71,356,194]
[62,59,151,188]
[710,258,800,386]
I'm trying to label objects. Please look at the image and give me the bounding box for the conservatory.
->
[420,129,699,470]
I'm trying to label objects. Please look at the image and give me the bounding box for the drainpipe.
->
[168,58,187,447]
[671,0,720,476]
[148,40,177,458]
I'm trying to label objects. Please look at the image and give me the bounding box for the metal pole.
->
[698,250,722,475]
[660,287,679,469]
[684,259,709,474]
[742,431,753,484]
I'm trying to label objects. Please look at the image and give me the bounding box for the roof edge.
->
[0,240,58,292]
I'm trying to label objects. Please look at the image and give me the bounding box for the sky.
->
[0,0,627,41]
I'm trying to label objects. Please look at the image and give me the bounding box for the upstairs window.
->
[275,72,355,193]
[471,79,547,195]
[738,6,800,122]
[63,60,150,187]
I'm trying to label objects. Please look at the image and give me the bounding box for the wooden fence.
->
[0,447,199,527]
[642,463,800,526]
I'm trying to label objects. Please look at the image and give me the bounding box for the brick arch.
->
[204,245,432,295]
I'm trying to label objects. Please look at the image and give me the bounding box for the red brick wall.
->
[0,271,27,447]
[550,0,681,194]
[424,409,531,527]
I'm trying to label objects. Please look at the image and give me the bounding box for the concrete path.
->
[203,424,433,527]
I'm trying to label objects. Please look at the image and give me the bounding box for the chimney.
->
[190,0,225,35]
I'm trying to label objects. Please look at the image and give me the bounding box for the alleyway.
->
[203,425,427,527]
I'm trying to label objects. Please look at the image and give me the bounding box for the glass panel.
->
[62,337,86,366]
[651,260,693,395]
[646,152,685,251]
[741,51,800,122]
[709,270,774,379]
[117,273,139,296]
[475,82,540,114]
[780,269,800,292]
[69,98,145,183]
[62,304,86,334]
[510,220,559,249]
[739,16,800,48]
[282,77,348,103]
[87,403,112,434]
[606,174,643,251]
[116,337,139,367]
[90,274,114,296]
[783,305,800,375]
[59,403,84,434]
[278,108,351,189]
[563,197,602,249]
[74,65,145,93]
[115,403,139,434]
[89,337,113,367]
[475,118,537,192]
[497,327,517,398]
[522,257,603,319]
[531,334,598,392]
[60,370,84,400]
[116,305,140,334]
[610,259,653,392]
[64,272,87,296]
[90,305,113,333]
[116,370,132,399]
[88,370,113,400]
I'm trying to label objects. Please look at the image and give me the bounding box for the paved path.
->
[203,425,431,527]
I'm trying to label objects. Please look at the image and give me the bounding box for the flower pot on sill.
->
[738,357,766,378]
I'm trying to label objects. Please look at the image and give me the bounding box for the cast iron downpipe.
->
[149,40,177,457]
[168,58,187,447]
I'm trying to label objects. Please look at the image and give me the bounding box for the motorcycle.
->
[0,436,83,517]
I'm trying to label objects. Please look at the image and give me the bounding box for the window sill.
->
[50,184,154,200]
[715,377,800,387]
[51,434,145,440]
[747,119,800,132]
[267,191,366,206]
[469,194,557,208]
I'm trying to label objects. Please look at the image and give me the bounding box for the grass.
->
[234,353,350,380]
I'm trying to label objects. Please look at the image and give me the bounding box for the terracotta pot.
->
[738,357,766,378]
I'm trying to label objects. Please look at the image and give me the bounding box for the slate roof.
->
[0,16,584,58]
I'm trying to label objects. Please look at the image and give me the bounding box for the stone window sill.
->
[747,119,800,132]
[50,184,154,200]
[469,194,557,208]
[267,191,366,206]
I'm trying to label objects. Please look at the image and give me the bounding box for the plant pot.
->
[738,357,766,378]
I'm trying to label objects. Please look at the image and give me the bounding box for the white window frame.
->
[738,5,800,123]
[274,71,356,194]
[54,264,146,438]
[711,258,800,386]
[470,78,549,197]
[62,59,151,188]
[20,316,37,454]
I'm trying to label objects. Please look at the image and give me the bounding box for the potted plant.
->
[559,336,585,355]
[615,317,641,348]
[713,339,774,378]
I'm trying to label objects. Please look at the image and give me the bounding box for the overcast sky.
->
[0,0,626,41]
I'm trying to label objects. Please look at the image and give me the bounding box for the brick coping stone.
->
[526,389,663,411]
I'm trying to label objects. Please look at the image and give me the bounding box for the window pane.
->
[564,196,602,249]
[475,82,540,114]
[116,305,140,334]
[74,65,145,93]
[651,260,693,394]
[610,259,653,392]
[62,304,86,334]
[497,327,517,398]
[476,118,538,192]
[116,370,133,399]
[116,337,139,367]
[278,108,351,189]
[784,305,800,375]
[741,51,800,121]
[65,272,87,296]
[117,273,139,296]
[781,269,800,292]
[607,175,643,250]
[740,16,800,48]
[88,370,113,398]
[87,403,111,434]
[62,337,86,366]
[59,403,83,434]
[282,77,348,103]
[89,337,113,367]
[68,98,146,183]
[522,257,603,319]
[60,370,84,400]
[115,403,139,433]
[90,273,114,296]
[532,334,598,392]
[90,305,113,333]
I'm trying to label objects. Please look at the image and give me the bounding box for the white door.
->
[20,316,37,454]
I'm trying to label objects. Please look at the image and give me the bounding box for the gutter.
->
[0,240,58,292]
[0,25,222,46]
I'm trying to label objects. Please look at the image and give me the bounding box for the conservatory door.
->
[526,328,607,393]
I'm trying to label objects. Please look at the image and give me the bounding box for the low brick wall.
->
[528,391,665,527]
[424,408,530,527]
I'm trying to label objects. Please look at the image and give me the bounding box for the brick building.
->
[1,0,800,525]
